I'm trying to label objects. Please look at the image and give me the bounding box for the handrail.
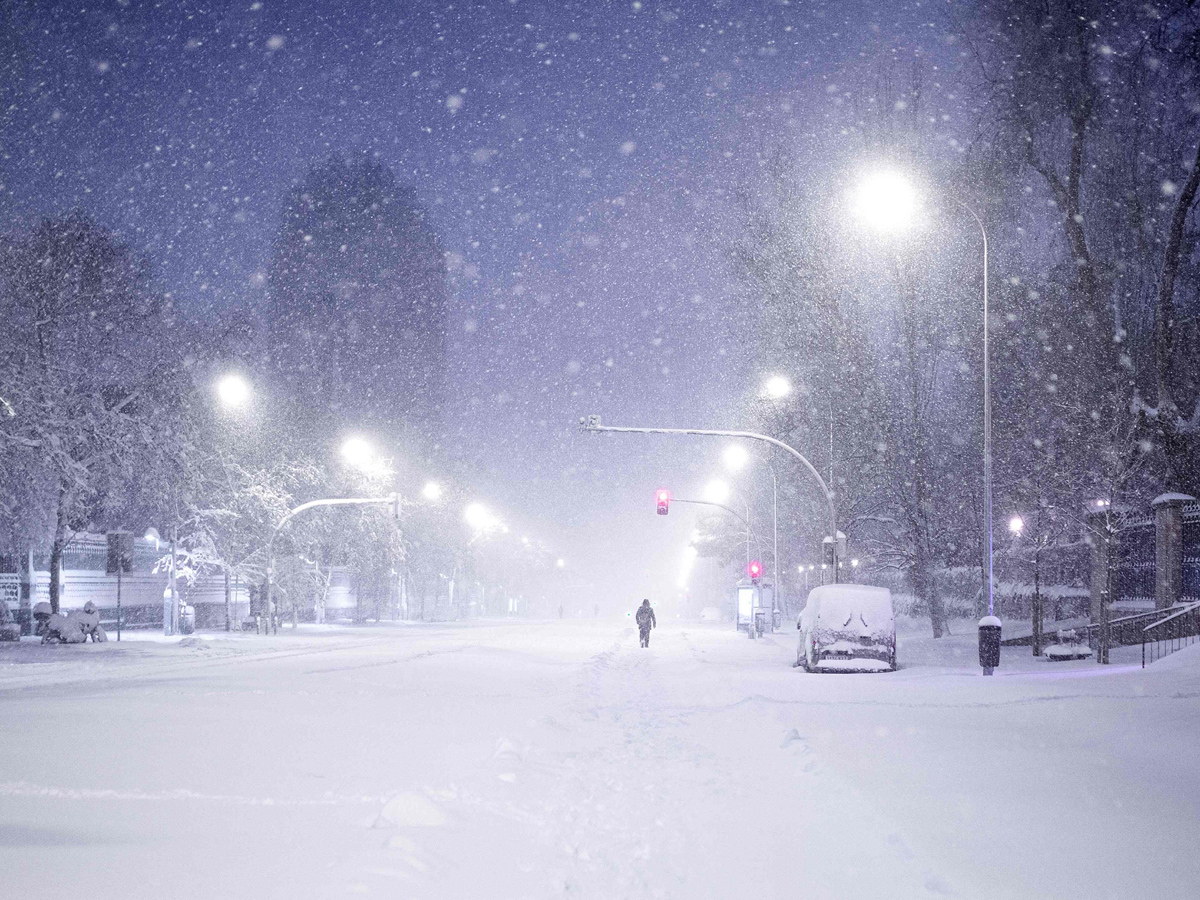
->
[1143,600,1200,633]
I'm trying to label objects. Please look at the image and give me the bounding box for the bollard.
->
[978,615,1002,675]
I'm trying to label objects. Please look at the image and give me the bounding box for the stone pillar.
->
[1153,494,1195,610]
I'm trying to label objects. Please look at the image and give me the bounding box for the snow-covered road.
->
[1,620,1197,899]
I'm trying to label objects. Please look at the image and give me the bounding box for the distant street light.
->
[763,375,792,400]
[1009,515,1025,535]
[421,481,443,502]
[464,502,500,533]
[555,558,566,569]
[702,479,731,504]
[853,169,994,617]
[215,373,251,410]
[723,445,750,472]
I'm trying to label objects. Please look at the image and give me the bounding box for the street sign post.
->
[106,531,134,641]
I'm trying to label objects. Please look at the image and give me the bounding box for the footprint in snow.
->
[779,728,805,749]
[493,737,526,762]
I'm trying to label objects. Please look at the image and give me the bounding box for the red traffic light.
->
[748,560,762,582]
[656,489,670,516]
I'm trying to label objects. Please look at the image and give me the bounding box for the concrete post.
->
[1153,494,1195,610]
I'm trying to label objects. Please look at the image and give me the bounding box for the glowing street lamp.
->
[464,502,499,533]
[421,481,443,502]
[763,375,792,400]
[853,170,919,233]
[1009,515,1025,535]
[215,373,251,410]
[723,445,750,472]
[555,558,566,569]
[702,479,731,504]
[341,436,377,473]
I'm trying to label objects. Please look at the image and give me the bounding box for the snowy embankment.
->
[1,619,1197,900]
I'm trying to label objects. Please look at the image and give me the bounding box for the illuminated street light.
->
[341,436,377,473]
[421,481,443,502]
[853,170,919,233]
[723,445,750,472]
[763,375,792,400]
[851,558,859,568]
[215,373,251,410]
[464,502,500,532]
[702,479,731,504]
[1009,515,1025,535]
[556,558,566,569]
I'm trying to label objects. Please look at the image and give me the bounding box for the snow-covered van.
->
[797,584,896,672]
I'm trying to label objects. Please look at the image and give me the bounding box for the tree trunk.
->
[47,487,69,614]
[1154,139,1200,487]
[912,550,945,639]
[315,563,328,625]
[223,569,232,632]
[1031,562,1043,657]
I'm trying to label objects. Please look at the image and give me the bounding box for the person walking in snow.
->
[635,599,656,648]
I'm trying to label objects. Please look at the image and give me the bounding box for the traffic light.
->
[748,560,762,584]
[656,489,671,516]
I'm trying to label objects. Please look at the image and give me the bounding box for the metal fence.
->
[1183,503,1200,601]
[1115,513,1155,603]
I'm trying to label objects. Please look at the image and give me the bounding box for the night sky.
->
[1,0,960,604]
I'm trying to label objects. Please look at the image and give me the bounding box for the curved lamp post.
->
[264,494,399,634]
[852,172,993,616]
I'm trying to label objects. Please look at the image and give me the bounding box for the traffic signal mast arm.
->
[583,416,839,579]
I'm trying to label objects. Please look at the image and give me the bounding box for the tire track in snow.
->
[0,780,387,806]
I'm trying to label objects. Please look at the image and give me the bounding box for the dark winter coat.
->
[635,605,656,629]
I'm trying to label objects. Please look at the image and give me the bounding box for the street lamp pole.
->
[854,177,994,617]
[767,463,779,611]
[954,199,993,618]
[265,494,400,635]
[583,417,840,580]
